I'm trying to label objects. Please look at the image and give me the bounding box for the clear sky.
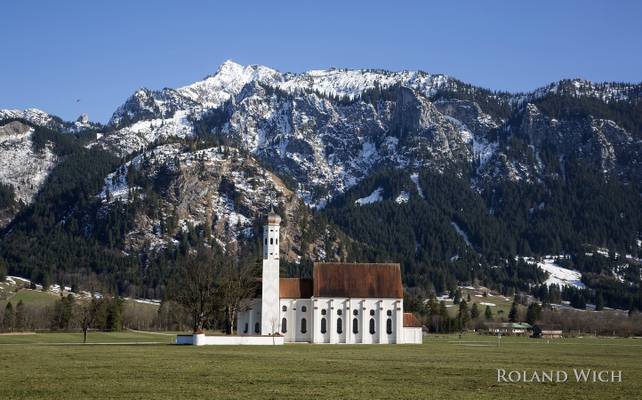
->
[2,0,641,123]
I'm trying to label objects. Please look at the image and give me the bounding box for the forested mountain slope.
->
[0,61,640,308]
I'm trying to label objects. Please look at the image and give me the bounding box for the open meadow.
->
[0,332,640,400]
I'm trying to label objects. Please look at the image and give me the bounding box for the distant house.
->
[540,330,563,338]
[485,322,533,336]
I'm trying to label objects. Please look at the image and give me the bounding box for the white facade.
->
[260,214,281,335]
[236,212,423,344]
[177,333,284,346]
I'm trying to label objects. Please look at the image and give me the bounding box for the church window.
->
[301,318,307,333]
[386,318,393,334]
[337,318,343,334]
[353,309,358,316]
[243,323,248,334]
[337,309,342,316]
[320,318,327,334]
[254,322,260,334]
[264,238,267,245]
[276,239,278,244]
[282,305,287,312]
[352,318,359,334]
[270,238,273,245]
[301,306,307,312]
[370,310,375,316]
[321,309,326,315]
[369,318,375,334]
[281,318,287,333]
[387,310,392,316]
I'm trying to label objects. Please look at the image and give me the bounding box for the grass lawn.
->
[0,333,640,399]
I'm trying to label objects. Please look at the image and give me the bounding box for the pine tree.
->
[2,302,15,332]
[15,300,25,331]
[526,303,541,325]
[595,291,604,311]
[458,300,470,325]
[453,289,462,305]
[485,305,493,320]
[0,258,7,281]
[508,302,519,322]
[106,298,124,331]
[470,303,480,319]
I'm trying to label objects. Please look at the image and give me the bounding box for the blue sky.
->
[1,0,641,123]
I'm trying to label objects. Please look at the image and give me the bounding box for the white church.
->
[235,210,423,344]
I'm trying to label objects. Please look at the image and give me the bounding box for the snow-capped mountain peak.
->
[176,60,282,109]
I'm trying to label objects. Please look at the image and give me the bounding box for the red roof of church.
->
[279,278,313,299]
[403,313,422,328]
[312,263,404,298]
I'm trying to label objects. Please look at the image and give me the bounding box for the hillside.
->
[0,61,640,311]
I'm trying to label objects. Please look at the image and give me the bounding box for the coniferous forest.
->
[0,72,641,318]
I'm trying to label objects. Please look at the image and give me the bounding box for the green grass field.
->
[0,332,640,400]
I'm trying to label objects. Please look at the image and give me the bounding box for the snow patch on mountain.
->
[522,256,586,289]
[0,108,54,127]
[355,187,383,205]
[451,222,473,248]
[102,110,194,155]
[395,191,410,204]
[410,173,425,199]
[177,60,282,109]
[0,124,57,204]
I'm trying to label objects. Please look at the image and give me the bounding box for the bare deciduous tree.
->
[217,261,258,335]
[170,247,221,333]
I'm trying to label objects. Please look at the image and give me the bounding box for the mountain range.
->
[0,61,640,308]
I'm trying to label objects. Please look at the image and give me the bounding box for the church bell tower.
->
[260,209,281,335]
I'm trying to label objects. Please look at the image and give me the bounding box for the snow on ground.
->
[410,173,425,199]
[479,302,496,307]
[355,187,383,206]
[395,191,410,204]
[4,275,161,305]
[522,256,586,289]
[450,222,473,248]
[0,126,58,204]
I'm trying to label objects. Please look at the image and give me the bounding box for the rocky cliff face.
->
[1,61,641,260]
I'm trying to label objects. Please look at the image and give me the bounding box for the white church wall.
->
[307,298,403,344]
[279,298,311,342]
[237,300,262,336]
[402,327,423,344]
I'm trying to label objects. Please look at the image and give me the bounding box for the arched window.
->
[386,310,392,316]
[386,318,393,334]
[282,305,287,312]
[369,318,375,334]
[301,306,307,312]
[276,239,278,244]
[337,318,343,334]
[320,318,327,334]
[254,322,260,334]
[301,318,307,334]
[352,318,359,334]
[264,238,268,245]
[243,323,248,334]
[270,238,273,245]
[281,318,287,333]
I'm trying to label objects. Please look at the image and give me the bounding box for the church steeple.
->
[261,208,281,335]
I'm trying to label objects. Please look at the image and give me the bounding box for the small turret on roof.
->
[267,206,281,225]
